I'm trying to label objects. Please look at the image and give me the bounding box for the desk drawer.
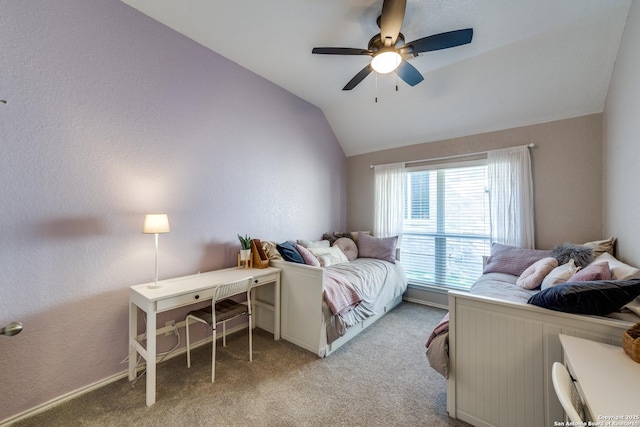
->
[254,274,278,286]
[156,289,215,312]
[155,274,277,312]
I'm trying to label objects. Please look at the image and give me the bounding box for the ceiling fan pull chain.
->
[375,72,378,103]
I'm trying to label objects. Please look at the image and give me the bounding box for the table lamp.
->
[142,214,170,288]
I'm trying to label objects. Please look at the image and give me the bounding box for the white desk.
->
[128,266,281,406]
[559,334,640,422]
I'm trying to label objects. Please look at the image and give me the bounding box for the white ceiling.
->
[120,0,631,156]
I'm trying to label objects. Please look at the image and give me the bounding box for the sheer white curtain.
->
[487,146,535,248]
[373,162,406,238]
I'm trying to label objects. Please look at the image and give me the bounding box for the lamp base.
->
[147,282,163,289]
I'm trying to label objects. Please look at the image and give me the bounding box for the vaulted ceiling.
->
[120,0,631,156]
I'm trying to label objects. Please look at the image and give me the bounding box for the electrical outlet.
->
[165,320,176,336]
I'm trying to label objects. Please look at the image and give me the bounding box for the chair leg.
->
[185,317,192,368]
[222,320,226,347]
[211,324,217,383]
[248,289,253,362]
[248,313,253,362]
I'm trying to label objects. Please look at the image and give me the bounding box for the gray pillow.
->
[550,243,594,268]
[357,232,397,263]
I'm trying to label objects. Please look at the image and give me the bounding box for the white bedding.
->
[469,272,538,302]
[323,258,407,341]
[469,272,640,322]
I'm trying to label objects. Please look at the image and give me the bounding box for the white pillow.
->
[541,259,579,290]
[516,257,558,290]
[297,239,330,249]
[261,241,282,260]
[624,297,640,317]
[307,246,349,267]
[594,253,640,280]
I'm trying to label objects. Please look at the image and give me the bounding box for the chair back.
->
[214,277,254,301]
[551,362,585,423]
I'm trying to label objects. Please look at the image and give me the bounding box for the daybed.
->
[267,232,408,357]
[426,240,640,427]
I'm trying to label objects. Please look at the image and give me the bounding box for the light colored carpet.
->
[11,302,470,426]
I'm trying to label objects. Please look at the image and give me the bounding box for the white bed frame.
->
[270,259,403,357]
[447,290,634,427]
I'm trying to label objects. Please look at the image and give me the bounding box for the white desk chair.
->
[185,276,254,382]
[552,362,585,423]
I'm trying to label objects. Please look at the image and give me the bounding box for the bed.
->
[267,233,408,357]
[426,241,640,427]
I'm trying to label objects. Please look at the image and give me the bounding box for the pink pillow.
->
[295,244,320,267]
[568,262,612,282]
[483,243,551,276]
[333,237,358,261]
[357,232,397,263]
[516,257,558,289]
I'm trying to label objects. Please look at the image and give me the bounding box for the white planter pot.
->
[240,249,251,261]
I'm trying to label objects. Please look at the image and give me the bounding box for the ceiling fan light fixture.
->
[371,50,401,74]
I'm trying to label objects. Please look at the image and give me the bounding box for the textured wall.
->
[347,114,604,250]
[0,0,345,421]
[604,0,640,267]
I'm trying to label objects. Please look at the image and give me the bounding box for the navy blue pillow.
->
[276,241,304,264]
[527,279,640,316]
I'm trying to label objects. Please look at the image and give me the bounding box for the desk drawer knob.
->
[254,279,258,284]
[194,294,200,300]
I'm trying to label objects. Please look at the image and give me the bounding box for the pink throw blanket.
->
[426,313,449,348]
[324,269,362,316]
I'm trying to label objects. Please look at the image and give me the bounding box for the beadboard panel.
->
[448,292,632,427]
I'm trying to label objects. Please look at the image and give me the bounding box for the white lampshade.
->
[371,50,401,74]
[142,214,170,234]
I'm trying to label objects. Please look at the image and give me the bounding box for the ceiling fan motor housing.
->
[368,33,406,53]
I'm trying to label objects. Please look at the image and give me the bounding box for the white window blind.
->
[400,162,491,290]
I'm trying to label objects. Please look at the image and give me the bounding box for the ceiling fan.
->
[312,0,473,90]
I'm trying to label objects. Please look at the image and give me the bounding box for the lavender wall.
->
[0,0,345,421]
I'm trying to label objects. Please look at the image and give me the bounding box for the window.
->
[406,172,430,220]
[400,161,491,290]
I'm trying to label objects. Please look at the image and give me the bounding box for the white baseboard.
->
[403,296,449,310]
[0,324,247,426]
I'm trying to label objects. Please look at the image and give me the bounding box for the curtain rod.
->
[369,143,536,169]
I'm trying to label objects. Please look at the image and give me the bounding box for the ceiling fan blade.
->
[403,28,473,54]
[312,47,372,56]
[380,0,406,46]
[343,64,374,90]
[396,60,424,87]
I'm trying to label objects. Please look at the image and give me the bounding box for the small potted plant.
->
[238,234,252,261]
